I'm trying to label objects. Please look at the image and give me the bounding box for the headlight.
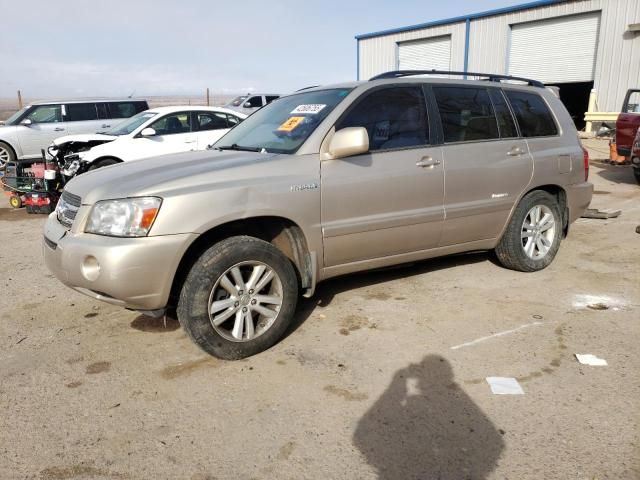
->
[85,197,162,237]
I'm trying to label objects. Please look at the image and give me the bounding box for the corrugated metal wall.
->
[358,0,640,112]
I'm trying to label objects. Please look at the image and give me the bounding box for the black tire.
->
[88,158,120,170]
[495,190,563,272]
[633,167,640,185]
[0,141,16,169]
[177,236,299,360]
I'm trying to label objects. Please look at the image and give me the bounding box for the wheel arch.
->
[0,139,18,162]
[500,184,569,241]
[91,156,123,165]
[169,216,313,306]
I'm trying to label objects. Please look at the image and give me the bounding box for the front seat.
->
[166,117,184,134]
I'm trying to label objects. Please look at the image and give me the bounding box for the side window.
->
[265,96,280,104]
[25,105,63,124]
[195,112,229,131]
[505,91,558,137]
[150,112,191,135]
[489,90,518,138]
[623,90,640,113]
[96,103,110,120]
[246,96,264,108]
[133,101,148,114]
[433,87,499,143]
[65,103,98,122]
[227,114,242,126]
[337,86,429,151]
[108,102,138,119]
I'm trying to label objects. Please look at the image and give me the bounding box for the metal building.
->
[355,0,640,130]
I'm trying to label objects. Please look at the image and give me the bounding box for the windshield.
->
[229,96,249,107]
[104,111,157,136]
[214,88,352,154]
[3,106,30,126]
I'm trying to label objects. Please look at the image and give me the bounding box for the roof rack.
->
[369,70,545,88]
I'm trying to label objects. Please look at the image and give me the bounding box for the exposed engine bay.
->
[47,135,116,178]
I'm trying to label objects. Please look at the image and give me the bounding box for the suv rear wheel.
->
[495,190,562,272]
[177,236,298,359]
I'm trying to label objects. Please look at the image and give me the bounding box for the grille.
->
[57,190,82,228]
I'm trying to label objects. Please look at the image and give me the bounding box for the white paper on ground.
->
[575,354,608,366]
[486,377,525,395]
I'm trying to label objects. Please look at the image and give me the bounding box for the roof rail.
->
[369,70,545,88]
[295,85,320,92]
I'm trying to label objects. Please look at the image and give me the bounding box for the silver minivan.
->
[0,99,148,167]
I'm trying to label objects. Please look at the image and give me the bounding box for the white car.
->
[50,106,246,169]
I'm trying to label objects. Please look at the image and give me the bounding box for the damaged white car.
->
[49,106,246,175]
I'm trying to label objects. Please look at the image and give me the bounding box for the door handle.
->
[416,157,441,168]
[184,139,196,144]
[101,124,111,128]
[507,147,524,156]
[54,127,65,132]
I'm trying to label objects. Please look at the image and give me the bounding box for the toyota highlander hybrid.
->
[43,71,593,359]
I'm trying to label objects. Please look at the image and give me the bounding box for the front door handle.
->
[54,127,65,132]
[101,124,111,128]
[184,139,196,144]
[507,147,524,156]
[416,157,441,168]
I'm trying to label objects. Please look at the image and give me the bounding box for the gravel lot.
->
[1,139,638,479]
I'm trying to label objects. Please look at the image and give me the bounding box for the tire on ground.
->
[177,235,299,360]
[495,190,563,272]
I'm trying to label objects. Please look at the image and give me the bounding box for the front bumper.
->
[566,182,594,224]
[43,213,197,310]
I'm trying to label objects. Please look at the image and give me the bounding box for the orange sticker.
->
[277,116,305,132]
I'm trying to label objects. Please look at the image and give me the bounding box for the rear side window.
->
[337,86,429,151]
[265,96,279,103]
[195,112,230,131]
[433,87,499,143]
[65,103,98,121]
[489,90,517,138]
[108,101,146,119]
[505,91,558,137]
[246,96,264,108]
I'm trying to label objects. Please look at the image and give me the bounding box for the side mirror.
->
[243,102,252,109]
[328,127,369,159]
[140,127,156,137]
[21,119,32,126]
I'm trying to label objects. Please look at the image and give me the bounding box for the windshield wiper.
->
[216,143,262,152]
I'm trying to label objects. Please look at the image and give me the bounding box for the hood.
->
[52,133,117,147]
[64,149,287,205]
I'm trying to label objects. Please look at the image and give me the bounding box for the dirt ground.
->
[0,138,638,480]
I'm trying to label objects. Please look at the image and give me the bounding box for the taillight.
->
[582,146,589,181]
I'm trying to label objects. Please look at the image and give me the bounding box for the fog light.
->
[81,255,101,281]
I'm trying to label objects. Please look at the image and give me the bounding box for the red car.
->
[615,89,640,184]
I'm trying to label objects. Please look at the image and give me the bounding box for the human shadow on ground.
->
[593,161,638,185]
[354,355,504,480]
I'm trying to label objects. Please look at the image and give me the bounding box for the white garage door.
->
[509,12,601,83]
[398,35,451,71]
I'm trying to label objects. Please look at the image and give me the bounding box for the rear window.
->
[108,101,148,119]
[505,91,558,137]
[433,86,499,143]
[66,103,98,122]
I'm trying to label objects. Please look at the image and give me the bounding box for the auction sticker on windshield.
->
[277,116,306,132]
[290,104,326,115]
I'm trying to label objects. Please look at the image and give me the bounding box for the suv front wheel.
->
[177,236,298,359]
[495,190,563,272]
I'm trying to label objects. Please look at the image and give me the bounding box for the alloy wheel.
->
[208,261,283,342]
[521,204,556,260]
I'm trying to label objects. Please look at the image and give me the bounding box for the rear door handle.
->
[507,147,524,156]
[184,139,196,144]
[416,157,441,168]
[54,127,65,132]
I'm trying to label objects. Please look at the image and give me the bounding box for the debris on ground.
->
[486,377,525,395]
[581,208,621,219]
[575,354,608,366]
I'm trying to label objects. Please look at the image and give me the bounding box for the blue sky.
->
[0,0,519,98]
